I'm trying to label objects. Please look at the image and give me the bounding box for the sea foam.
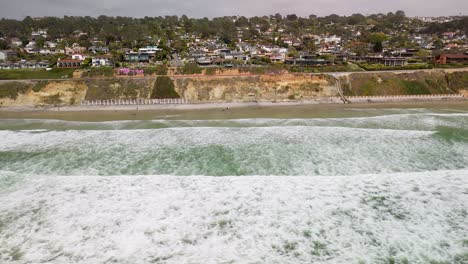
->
[0,171,466,263]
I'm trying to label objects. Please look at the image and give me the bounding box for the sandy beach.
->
[0,94,466,113]
[1,99,467,122]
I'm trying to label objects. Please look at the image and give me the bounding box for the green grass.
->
[434,63,468,69]
[289,64,363,73]
[0,68,75,80]
[402,80,431,95]
[81,67,114,78]
[358,63,433,71]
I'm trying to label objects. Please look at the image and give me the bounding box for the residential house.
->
[31,29,47,40]
[71,54,87,61]
[57,58,83,68]
[72,30,88,38]
[196,58,213,66]
[230,52,250,61]
[190,50,206,59]
[214,49,231,55]
[65,45,86,55]
[39,49,53,55]
[88,46,110,54]
[0,50,18,61]
[44,41,58,49]
[125,52,150,63]
[434,54,468,64]
[138,46,160,55]
[366,56,408,66]
[92,56,113,67]
[0,51,6,61]
[269,53,286,62]
[285,57,331,66]
[0,60,49,69]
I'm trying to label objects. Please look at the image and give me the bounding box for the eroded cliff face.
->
[0,74,337,106]
[0,80,88,107]
[174,74,336,102]
[340,70,468,96]
[0,69,467,107]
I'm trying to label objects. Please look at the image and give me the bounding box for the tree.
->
[434,38,444,50]
[348,13,366,25]
[0,39,8,49]
[347,42,369,56]
[286,14,298,21]
[35,36,46,48]
[172,39,188,53]
[302,37,316,53]
[150,76,180,98]
[369,33,388,44]
[373,42,383,53]
[415,49,432,61]
[369,33,388,53]
[20,36,29,46]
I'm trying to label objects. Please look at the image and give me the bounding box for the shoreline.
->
[0,96,467,113]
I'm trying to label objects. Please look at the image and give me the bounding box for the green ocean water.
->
[0,104,467,263]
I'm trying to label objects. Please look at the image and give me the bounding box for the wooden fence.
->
[80,98,187,106]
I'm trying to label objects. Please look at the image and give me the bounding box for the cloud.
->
[0,0,466,19]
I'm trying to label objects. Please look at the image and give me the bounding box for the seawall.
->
[0,69,467,107]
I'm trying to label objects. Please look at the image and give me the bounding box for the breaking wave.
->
[0,110,467,263]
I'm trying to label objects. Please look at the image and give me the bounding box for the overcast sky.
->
[0,0,466,19]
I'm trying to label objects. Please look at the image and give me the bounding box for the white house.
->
[32,29,48,39]
[92,56,113,67]
[44,41,57,48]
[71,54,87,60]
[138,46,161,54]
[39,49,54,55]
[0,51,6,61]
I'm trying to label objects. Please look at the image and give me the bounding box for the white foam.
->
[1,125,464,177]
[0,170,466,263]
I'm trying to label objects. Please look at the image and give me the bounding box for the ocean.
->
[0,104,467,263]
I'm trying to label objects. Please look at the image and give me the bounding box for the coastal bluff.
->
[0,69,467,107]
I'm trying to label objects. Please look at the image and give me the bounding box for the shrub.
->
[81,67,114,77]
[118,68,144,75]
[357,63,433,71]
[32,81,48,92]
[41,93,62,105]
[144,65,168,76]
[205,68,217,75]
[238,67,266,74]
[402,80,431,95]
[150,76,180,98]
[181,62,202,75]
[0,82,29,99]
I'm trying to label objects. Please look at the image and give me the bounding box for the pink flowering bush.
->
[118,68,144,75]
